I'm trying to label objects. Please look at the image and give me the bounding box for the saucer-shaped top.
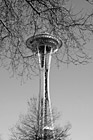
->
[26,34,62,53]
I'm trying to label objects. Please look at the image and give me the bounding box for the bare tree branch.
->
[10,97,71,140]
[0,0,93,79]
[25,0,40,15]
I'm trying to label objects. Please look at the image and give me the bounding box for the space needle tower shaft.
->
[26,34,62,140]
[38,45,53,140]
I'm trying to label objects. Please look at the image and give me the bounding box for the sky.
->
[0,54,93,140]
[0,0,93,140]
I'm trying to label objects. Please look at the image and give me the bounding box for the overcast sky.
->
[0,0,93,140]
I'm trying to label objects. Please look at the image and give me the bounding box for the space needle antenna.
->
[26,33,62,140]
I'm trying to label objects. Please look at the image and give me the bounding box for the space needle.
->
[26,33,62,140]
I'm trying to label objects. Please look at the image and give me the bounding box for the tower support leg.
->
[38,46,54,140]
